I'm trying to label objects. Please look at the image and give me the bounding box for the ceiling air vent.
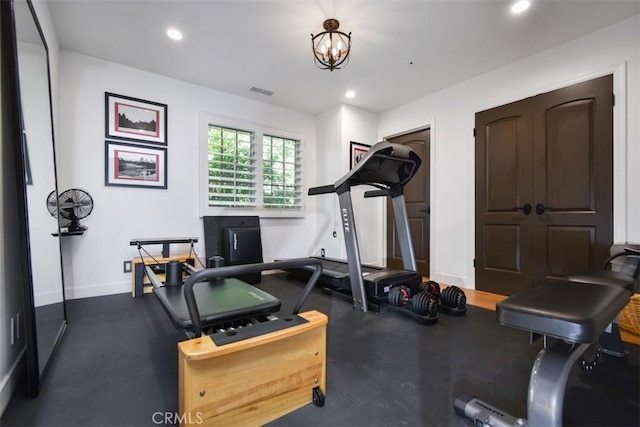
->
[247,86,274,96]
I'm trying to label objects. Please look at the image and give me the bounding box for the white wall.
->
[313,104,381,265]
[342,105,381,265]
[58,51,317,299]
[18,41,63,307]
[314,106,344,258]
[32,0,59,142]
[379,16,640,289]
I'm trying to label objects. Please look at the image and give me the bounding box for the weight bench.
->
[454,281,632,427]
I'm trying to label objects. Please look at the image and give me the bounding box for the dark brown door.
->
[531,76,613,285]
[475,100,535,295]
[476,75,613,295]
[386,129,430,275]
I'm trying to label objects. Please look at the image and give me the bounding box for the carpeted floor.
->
[2,274,638,426]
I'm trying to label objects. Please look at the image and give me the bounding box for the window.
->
[207,126,256,208]
[262,135,302,209]
[200,114,304,217]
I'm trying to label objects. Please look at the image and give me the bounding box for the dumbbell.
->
[388,285,412,307]
[411,291,439,317]
[418,280,441,297]
[389,285,438,317]
[440,285,467,315]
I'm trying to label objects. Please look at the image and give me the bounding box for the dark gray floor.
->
[34,302,66,383]
[2,274,639,426]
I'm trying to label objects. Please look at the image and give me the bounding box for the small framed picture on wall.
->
[105,141,167,189]
[105,92,167,145]
[350,141,371,169]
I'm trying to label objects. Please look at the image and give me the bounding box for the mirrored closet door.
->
[3,0,67,397]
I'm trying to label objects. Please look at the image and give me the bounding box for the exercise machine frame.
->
[146,258,328,426]
[454,281,632,427]
[308,141,422,312]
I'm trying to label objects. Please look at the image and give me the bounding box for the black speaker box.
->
[203,216,260,261]
[223,227,263,284]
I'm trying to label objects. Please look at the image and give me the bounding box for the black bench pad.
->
[496,282,631,343]
[566,270,636,291]
[153,278,281,330]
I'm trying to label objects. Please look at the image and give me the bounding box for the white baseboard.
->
[34,290,65,307]
[65,281,130,300]
[431,272,472,289]
[0,348,25,417]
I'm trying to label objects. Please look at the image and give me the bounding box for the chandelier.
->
[311,19,351,71]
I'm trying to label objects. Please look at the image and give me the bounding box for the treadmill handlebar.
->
[308,184,335,196]
[308,141,421,197]
[183,258,324,337]
[364,189,389,198]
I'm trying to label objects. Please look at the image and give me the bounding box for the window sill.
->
[199,207,305,219]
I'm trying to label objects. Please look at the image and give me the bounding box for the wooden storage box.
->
[178,310,327,426]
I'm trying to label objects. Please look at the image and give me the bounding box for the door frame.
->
[469,62,628,288]
[381,118,436,276]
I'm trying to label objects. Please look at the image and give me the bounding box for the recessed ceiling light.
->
[345,90,355,98]
[511,0,531,14]
[167,28,183,40]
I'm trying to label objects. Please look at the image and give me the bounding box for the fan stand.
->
[65,211,87,232]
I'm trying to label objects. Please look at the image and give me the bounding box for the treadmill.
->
[293,141,423,312]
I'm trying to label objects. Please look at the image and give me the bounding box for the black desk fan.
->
[46,188,94,232]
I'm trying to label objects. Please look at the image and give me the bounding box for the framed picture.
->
[350,141,371,169]
[105,141,167,189]
[105,92,167,145]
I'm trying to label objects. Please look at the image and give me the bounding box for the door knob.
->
[420,207,431,215]
[513,204,532,215]
[535,203,551,215]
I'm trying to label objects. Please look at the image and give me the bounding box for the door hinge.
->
[612,93,615,106]
[473,128,476,137]
[473,258,476,268]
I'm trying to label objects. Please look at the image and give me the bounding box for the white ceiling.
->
[47,0,640,114]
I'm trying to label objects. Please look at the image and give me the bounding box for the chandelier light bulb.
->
[311,18,352,71]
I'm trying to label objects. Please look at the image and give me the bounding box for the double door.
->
[475,75,613,295]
